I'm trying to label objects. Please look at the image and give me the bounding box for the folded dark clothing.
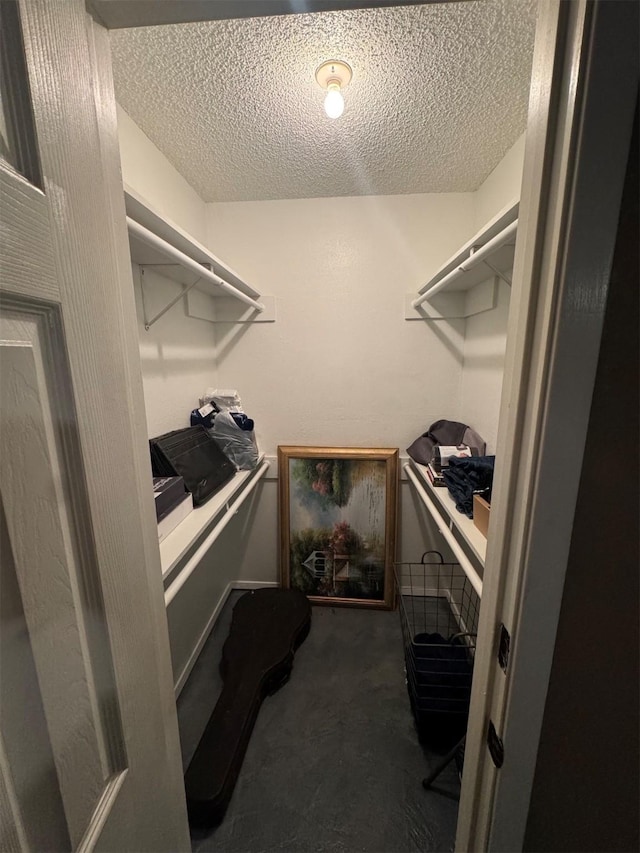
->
[190,407,216,429]
[411,632,473,687]
[230,412,255,431]
[443,455,495,518]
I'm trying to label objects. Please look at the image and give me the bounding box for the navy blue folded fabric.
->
[230,412,255,431]
[410,633,473,711]
[190,408,216,429]
[443,455,495,518]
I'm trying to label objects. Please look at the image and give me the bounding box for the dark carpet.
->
[177,591,459,853]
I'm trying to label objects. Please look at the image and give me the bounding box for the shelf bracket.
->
[405,277,497,320]
[140,266,202,330]
[482,260,512,287]
[412,216,518,309]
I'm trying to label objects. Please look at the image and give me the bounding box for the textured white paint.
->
[118,105,221,438]
[460,280,511,453]
[133,264,218,436]
[474,132,526,228]
[170,191,475,589]
[110,0,536,202]
[205,192,473,454]
[461,134,527,452]
[116,104,207,243]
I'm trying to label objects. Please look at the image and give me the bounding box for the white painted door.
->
[0,1,189,849]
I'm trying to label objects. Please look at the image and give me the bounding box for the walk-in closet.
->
[112,0,531,677]
[112,1,530,847]
[2,0,637,851]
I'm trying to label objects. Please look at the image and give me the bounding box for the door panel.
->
[1,495,70,852]
[0,171,56,302]
[0,0,188,848]
[0,307,127,847]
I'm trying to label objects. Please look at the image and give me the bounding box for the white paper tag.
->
[438,445,472,464]
[198,403,214,417]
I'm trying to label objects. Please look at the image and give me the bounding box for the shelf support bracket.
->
[411,217,518,309]
[140,266,202,330]
[482,260,512,287]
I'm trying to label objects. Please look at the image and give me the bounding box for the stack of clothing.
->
[443,455,495,519]
[189,388,259,471]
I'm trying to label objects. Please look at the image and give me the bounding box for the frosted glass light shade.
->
[324,85,344,119]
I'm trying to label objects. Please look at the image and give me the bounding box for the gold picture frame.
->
[278,446,398,609]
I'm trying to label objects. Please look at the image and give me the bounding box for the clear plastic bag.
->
[199,388,243,413]
[210,411,259,471]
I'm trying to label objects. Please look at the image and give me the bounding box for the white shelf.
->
[125,185,260,299]
[160,454,268,581]
[418,198,519,297]
[409,458,487,568]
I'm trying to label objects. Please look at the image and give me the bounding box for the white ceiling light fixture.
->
[315,60,352,119]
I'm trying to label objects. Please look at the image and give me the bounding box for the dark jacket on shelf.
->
[443,455,495,518]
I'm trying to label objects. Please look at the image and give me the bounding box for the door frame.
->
[456,1,638,849]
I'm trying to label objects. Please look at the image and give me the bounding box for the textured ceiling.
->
[111,1,537,202]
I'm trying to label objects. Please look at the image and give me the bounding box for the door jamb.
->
[456,1,638,849]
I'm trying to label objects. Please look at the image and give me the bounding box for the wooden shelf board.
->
[160,453,267,580]
[124,185,260,300]
[418,198,519,296]
[410,459,487,566]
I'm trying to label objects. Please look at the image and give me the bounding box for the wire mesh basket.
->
[394,551,480,751]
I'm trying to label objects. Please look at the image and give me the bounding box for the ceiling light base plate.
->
[315,60,352,89]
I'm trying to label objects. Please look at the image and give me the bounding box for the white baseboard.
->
[173,579,279,696]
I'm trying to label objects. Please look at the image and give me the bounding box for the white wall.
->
[117,104,218,437]
[202,192,476,575]
[206,192,474,456]
[132,265,217,436]
[460,281,511,453]
[200,136,525,461]
[117,104,207,244]
[117,101,524,454]
[473,132,525,230]
[461,133,526,452]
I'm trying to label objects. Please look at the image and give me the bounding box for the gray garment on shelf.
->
[407,418,486,466]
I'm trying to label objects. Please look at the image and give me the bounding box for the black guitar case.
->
[185,588,311,827]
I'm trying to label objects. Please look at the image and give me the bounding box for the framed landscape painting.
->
[278,447,398,609]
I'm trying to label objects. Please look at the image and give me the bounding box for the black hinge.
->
[487,720,504,768]
[498,623,510,672]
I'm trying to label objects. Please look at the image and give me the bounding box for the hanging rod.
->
[127,216,265,313]
[412,218,518,309]
[164,460,269,607]
[404,464,483,598]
